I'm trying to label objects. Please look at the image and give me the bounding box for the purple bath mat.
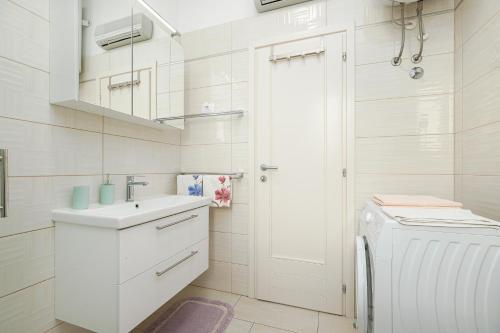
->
[144,297,234,333]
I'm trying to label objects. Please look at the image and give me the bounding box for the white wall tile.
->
[210,208,232,233]
[462,122,500,176]
[232,143,248,173]
[0,279,56,333]
[0,176,102,238]
[185,84,232,115]
[232,176,249,204]
[181,117,232,145]
[9,0,49,20]
[462,68,500,130]
[462,11,500,86]
[232,234,248,265]
[462,175,500,220]
[103,117,181,145]
[231,1,327,51]
[0,0,49,71]
[355,174,455,210]
[231,264,248,296]
[0,118,102,177]
[460,0,500,42]
[232,204,249,235]
[181,144,232,173]
[356,94,453,137]
[356,12,454,66]
[185,55,231,89]
[103,135,180,175]
[0,229,54,297]
[193,260,232,292]
[356,134,454,174]
[182,23,232,60]
[209,231,232,262]
[356,53,454,101]
[232,51,249,83]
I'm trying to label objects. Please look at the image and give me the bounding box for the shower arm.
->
[412,0,424,63]
[391,2,406,66]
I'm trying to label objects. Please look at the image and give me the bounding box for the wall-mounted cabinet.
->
[50,0,185,129]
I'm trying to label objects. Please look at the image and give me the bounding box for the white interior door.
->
[254,32,346,314]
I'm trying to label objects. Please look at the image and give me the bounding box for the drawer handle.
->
[156,214,198,230]
[155,251,199,277]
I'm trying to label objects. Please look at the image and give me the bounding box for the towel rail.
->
[179,172,244,180]
[155,110,244,123]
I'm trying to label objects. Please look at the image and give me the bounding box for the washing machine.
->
[356,201,500,333]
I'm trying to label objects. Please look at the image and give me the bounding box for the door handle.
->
[260,164,279,171]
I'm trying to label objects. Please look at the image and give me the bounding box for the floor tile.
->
[250,323,295,333]
[318,313,357,333]
[226,319,254,333]
[45,323,93,333]
[234,297,318,333]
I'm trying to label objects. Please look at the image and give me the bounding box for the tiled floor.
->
[46,286,357,333]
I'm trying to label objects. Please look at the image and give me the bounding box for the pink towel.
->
[373,194,463,208]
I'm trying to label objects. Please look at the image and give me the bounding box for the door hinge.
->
[342,52,347,61]
[342,168,347,178]
[342,284,347,294]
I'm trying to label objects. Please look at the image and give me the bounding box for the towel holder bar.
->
[179,172,244,180]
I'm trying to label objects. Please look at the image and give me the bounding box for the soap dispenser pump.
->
[100,174,115,205]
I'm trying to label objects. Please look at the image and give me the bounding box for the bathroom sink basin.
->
[52,195,211,229]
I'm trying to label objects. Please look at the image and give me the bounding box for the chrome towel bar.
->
[179,172,244,180]
[155,110,244,123]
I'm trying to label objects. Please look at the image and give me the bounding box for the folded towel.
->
[373,194,463,208]
[382,207,500,229]
[203,175,232,208]
[177,175,203,196]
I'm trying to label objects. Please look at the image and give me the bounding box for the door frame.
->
[248,24,356,317]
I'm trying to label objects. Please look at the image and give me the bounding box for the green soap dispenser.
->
[100,174,115,205]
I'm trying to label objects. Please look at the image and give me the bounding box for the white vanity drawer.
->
[118,238,209,333]
[119,206,208,283]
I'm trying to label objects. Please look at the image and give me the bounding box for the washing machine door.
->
[356,236,369,333]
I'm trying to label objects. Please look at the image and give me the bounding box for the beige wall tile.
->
[0,0,49,71]
[193,260,232,292]
[181,144,232,173]
[232,234,248,265]
[181,117,232,145]
[462,122,500,175]
[209,231,232,262]
[0,279,56,333]
[462,175,500,221]
[181,23,231,60]
[232,204,249,235]
[356,53,454,101]
[210,208,232,233]
[231,264,248,296]
[232,51,249,83]
[462,68,500,130]
[356,94,453,137]
[0,229,54,297]
[461,0,500,42]
[103,118,181,145]
[356,134,454,175]
[185,55,231,89]
[462,11,500,86]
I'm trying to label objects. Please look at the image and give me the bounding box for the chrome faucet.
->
[126,176,149,202]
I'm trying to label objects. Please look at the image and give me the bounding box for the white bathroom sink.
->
[52,195,212,229]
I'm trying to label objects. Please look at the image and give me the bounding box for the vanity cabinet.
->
[54,206,209,333]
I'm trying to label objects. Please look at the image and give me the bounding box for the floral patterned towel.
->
[177,175,203,196]
[203,175,232,208]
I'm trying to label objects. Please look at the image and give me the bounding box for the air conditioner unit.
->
[95,13,153,50]
[254,0,313,13]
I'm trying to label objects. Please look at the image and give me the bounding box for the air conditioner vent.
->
[254,0,313,12]
[95,13,153,50]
